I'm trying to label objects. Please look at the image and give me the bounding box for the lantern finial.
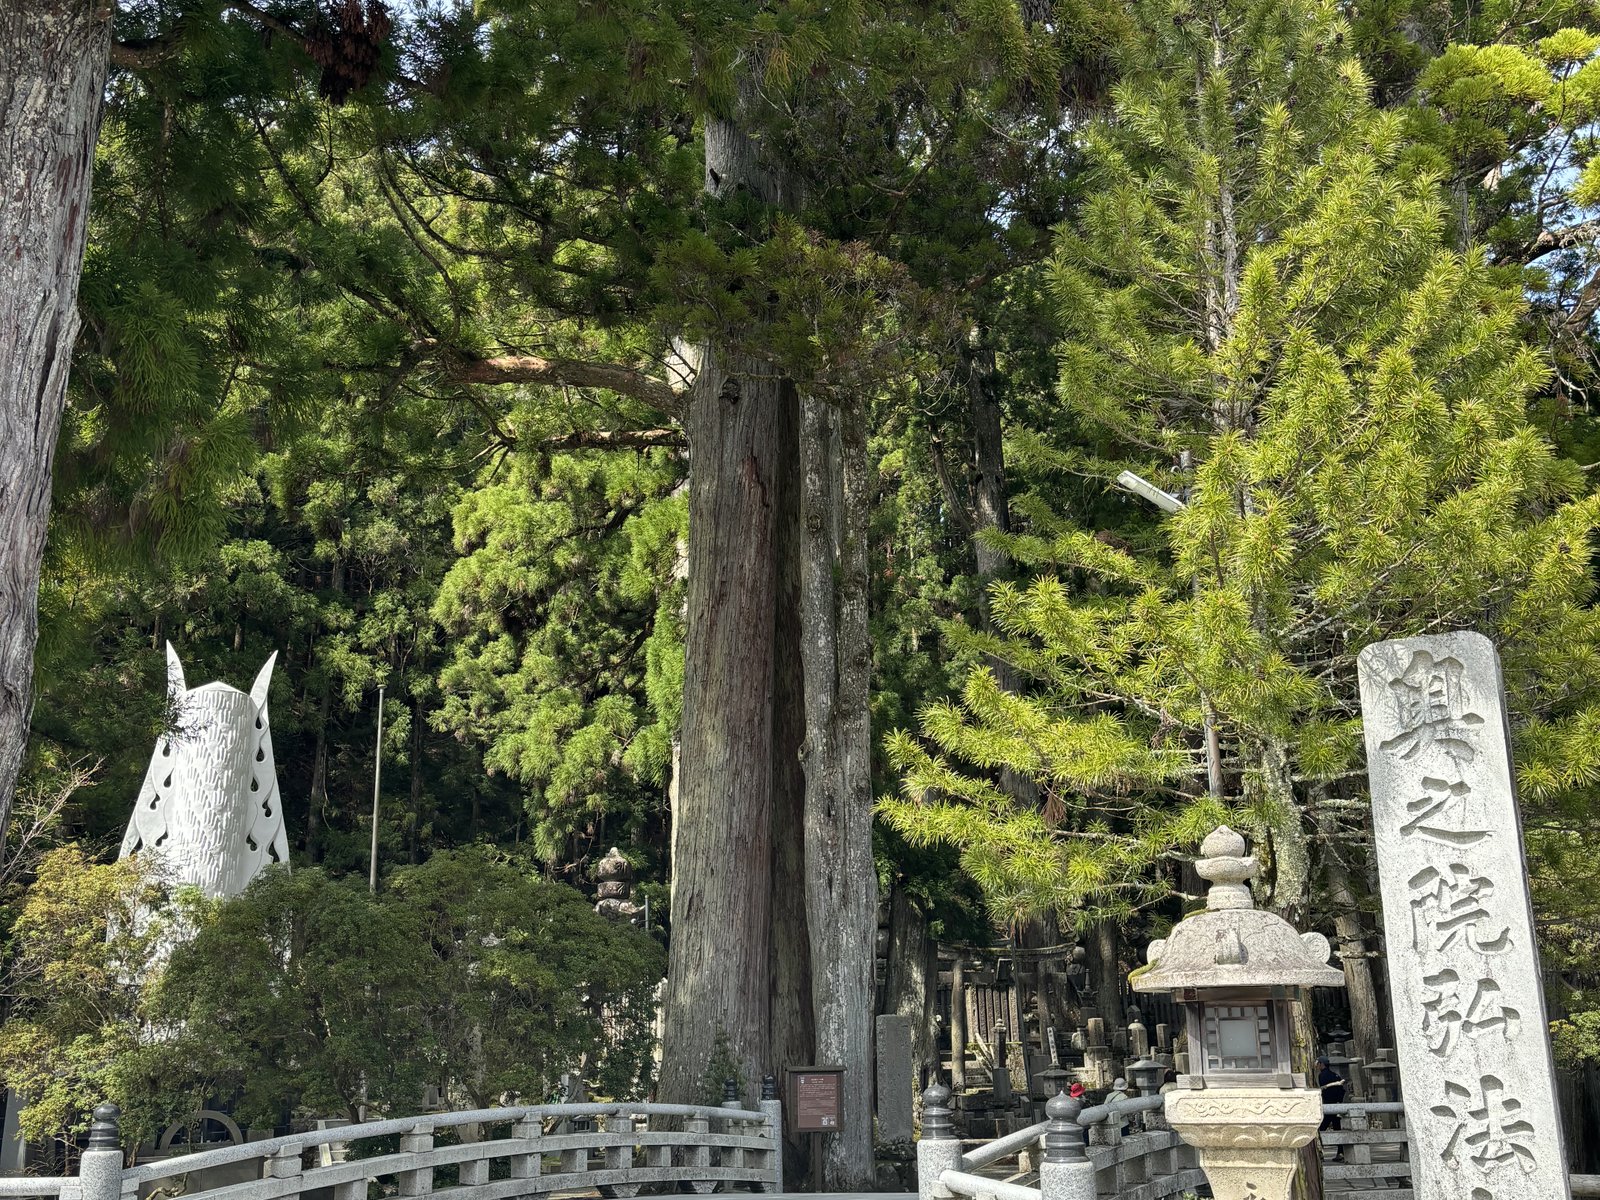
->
[1197,824,1258,911]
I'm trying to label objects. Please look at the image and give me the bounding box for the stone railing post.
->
[265,1140,304,1200]
[397,1124,434,1197]
[80,1106,124,1200]
[721,1079,745,1172]
[604,1111,635,1176]
[1343,1105,1372,1166]
[1039,1093,1093,1200]
[1128,1060,1167,1131]
[916,1084,960,1200]
[759,1075,784,1192]
[642,1111,671,1172]
[684,1112,713,1194]
[509,1113,542,1190]
[453,1118,487,1190]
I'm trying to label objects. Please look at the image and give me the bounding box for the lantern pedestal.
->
[1164,1086,1322,1200]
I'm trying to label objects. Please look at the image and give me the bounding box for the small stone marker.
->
[1358,631,1571,1200]
[875,1014,914,1144]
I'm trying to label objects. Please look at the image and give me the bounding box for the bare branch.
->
[541,428,685,452]
[450,352,686,417]
[1507,217,1600,264]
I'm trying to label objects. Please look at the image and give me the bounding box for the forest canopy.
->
[2,0,1600,1182]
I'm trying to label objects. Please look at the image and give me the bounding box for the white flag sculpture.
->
[119,644,290,897]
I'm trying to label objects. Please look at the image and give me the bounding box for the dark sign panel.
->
[786,1066,844,1133]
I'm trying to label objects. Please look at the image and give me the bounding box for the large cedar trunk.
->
[969,343,1078,1049]
[797,394,875,1188]
[768,383,815,1181]
[0,3,112,842]
[659,97,794,1103]
[1088,918,1122,1024]
[660,341,787,1102]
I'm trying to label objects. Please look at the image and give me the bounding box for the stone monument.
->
[119,644,289,897]
[1358,631,1570,1200]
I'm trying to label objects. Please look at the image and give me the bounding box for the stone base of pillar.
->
[1164,1087,1321,1200]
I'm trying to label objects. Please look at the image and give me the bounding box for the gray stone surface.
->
[875,1014,915,1145]
[1132,826,1343,993]
[1358,631,1571,1200]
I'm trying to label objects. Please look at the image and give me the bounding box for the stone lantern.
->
[1131,826,1344,1200]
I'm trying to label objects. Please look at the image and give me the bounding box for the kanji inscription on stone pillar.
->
[1358,632,1570,1200]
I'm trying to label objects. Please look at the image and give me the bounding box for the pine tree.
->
[882,0,1600,975]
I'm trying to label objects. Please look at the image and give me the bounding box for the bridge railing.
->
[918,1086,1201,1200]
[928,1093,1600,1200]
[34,1097,782,1200]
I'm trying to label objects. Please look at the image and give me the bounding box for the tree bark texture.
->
[659,95,795,1105]
[1088,918,1122,1025]
[1317,812,1383,1064]
[798,393,876,1189]
[883,884,939,1085]
[768,386,814,1184]
[660,342,788,1104]
[0,2,112,847]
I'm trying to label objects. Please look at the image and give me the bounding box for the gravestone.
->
[875,1014,914,1144]
[1358,631,1570,1200]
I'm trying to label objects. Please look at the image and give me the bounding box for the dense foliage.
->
[0,848,662,1153]
[4,0,1600,1161]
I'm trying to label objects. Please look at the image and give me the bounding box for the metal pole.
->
[369,684,385,893]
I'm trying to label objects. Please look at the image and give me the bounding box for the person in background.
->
[1068,1081,1087,1100]
[1317,1054,1347,1162]
[1158,1069,1179,1095]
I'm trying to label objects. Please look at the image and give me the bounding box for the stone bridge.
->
[1,1099,782,1200]
[13,1090,1600,1200]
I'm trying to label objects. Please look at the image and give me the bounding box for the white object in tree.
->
[119,644,289,897]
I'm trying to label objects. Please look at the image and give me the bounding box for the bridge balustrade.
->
[12,1100,781,1200]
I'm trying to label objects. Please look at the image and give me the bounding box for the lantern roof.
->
[1131,826,1346,993]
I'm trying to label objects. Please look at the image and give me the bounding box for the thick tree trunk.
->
[768,385,814,1184]
[659,90,795,1104]
[306,559,344,862]
[883,884,938,1085]
[967,342,1076,1051]
[660,341,786,1102]
[306,689,329,861]
[0,3,111,844]
[798,393,875,1189]
[409,696,424,863]
[1258,738,1310,925]
[1088,918,1122,1024]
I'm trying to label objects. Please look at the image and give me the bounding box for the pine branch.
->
[540,429,685,452]
[222,0,320,60]
[446,351,687,416]
[110,37,183,69]
[1507,217,1600,265]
